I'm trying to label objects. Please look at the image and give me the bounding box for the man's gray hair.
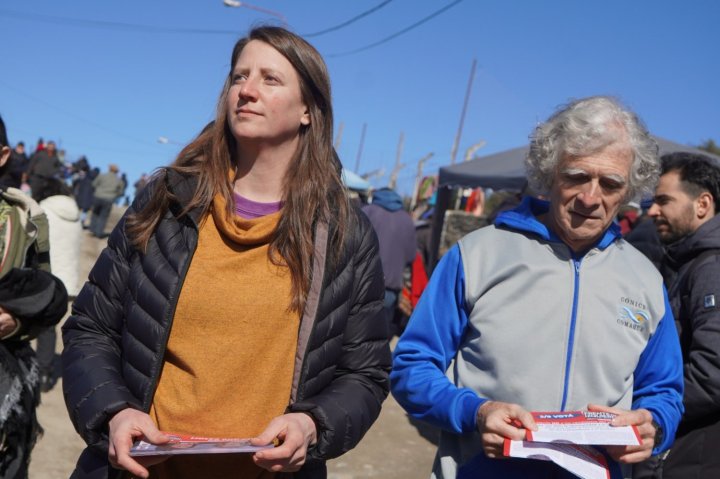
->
[525,96,659,200]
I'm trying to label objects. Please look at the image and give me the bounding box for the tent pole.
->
[389,131,405,189]
[429,185,453,273]
[354,123,367,173]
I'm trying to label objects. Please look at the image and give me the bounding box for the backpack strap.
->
[30,212,51,272]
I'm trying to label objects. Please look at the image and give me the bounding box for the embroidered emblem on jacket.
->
[617,297,650,331]
[704,294,716,309]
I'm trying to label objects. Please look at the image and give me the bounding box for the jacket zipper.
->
[561,257,581,410]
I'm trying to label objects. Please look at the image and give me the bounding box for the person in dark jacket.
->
[89,164,124,238]
[633,152,720,478]
[72,165,98,228]
[0,142,29,189]
[61,26,390,479]
[24,140,62,202]
[362,188,416,335]
[625,215,664,270]
[0,115,69,479]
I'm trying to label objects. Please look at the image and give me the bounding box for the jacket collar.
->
[164,169,205,226]
[494,196,622,255]
[666,213,720,264]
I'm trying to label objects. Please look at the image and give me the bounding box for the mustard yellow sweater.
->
[149,194,299,479]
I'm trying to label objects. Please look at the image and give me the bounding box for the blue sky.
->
[2,0,718,197]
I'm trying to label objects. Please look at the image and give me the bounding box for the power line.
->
[302,0,393,37]
[0,8,239,35]
[0,79,157,147]
[1,3,395,39]
[1,2,458,54]
[326,0,463,58]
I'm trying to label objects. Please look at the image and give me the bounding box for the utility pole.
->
[449,58,477,165]
[410,152,434,211]
[388,132,405,190]
[334,122,344,150]
[354,123,367,173]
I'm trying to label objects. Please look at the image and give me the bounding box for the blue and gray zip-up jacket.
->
[391,197,684,479]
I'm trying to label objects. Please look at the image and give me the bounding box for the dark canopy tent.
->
[429,137,720,268]
[438,145,530,191]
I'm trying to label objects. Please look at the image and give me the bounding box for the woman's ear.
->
[300,109,310,126]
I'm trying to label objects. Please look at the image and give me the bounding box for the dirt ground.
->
[28,206,437,478]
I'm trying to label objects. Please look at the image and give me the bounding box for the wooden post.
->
[449,58,477,165]
[411,152,434,211]
[389,131,405,190]
[354,123,367,173]
[334,121,344,150]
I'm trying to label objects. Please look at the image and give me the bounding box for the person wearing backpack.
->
[0,115,69,478]
[633,152,720,478]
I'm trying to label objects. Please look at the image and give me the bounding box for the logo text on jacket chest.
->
[617,297,650,331]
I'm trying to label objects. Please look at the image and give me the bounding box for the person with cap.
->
[362,187,417,336]
[89,163,124,238]
[24,140,62,202]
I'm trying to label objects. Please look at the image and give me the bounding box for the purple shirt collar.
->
[233,193,283,219]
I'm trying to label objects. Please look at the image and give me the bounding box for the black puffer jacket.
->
[61,171,391,479]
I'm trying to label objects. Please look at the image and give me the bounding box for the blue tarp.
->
[342,168,371,191]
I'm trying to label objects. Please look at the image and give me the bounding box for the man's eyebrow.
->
[560,167,588,176]
[560,167,627,185]
[601,173,627,185]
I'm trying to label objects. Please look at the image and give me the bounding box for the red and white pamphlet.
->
[504,441,610,479]
[504,411,641,479]
[130,432,274,456]
[525,410,641,446]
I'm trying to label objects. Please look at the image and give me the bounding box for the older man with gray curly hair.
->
[391,96,684,479]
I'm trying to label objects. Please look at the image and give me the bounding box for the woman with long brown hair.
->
[62,26,390,479]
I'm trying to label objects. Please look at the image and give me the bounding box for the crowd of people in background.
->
[0,137,139,222]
